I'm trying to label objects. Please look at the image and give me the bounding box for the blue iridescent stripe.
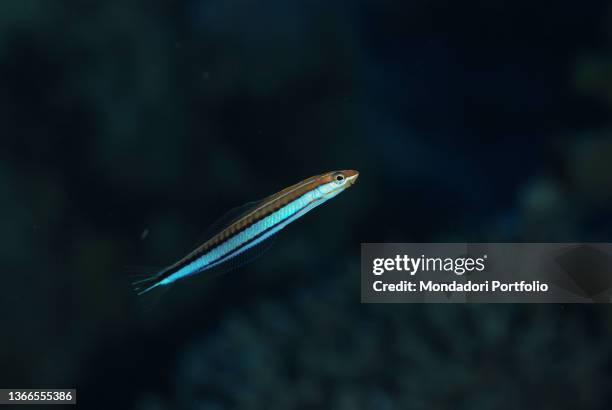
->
[161,189,323,284]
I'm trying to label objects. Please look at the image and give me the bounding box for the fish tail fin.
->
[130,272,162,295]
[129,270,171,312]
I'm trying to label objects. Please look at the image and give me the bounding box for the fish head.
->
[316,169,359,200]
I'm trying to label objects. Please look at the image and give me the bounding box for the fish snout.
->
[345,170,359,185]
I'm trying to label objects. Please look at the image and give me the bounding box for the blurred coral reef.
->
[142,273,612,409]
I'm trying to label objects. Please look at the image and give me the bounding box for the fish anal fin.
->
[196,236,277,282]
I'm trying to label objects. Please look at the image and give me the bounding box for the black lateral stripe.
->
[158,191,315,281]
[196,196,316,272]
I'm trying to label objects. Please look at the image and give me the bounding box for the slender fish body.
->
[133,170,358,295]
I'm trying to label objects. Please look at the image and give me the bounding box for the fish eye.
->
[333,173,346,184]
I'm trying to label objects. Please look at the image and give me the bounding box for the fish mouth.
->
[345,170,359,185]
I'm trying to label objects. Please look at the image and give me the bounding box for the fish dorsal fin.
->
[166,199,268,273]
[182,199,278,282]
[201,199,265,240]
[202,175,316,239]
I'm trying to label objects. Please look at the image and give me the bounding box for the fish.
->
[132,170,359,296]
